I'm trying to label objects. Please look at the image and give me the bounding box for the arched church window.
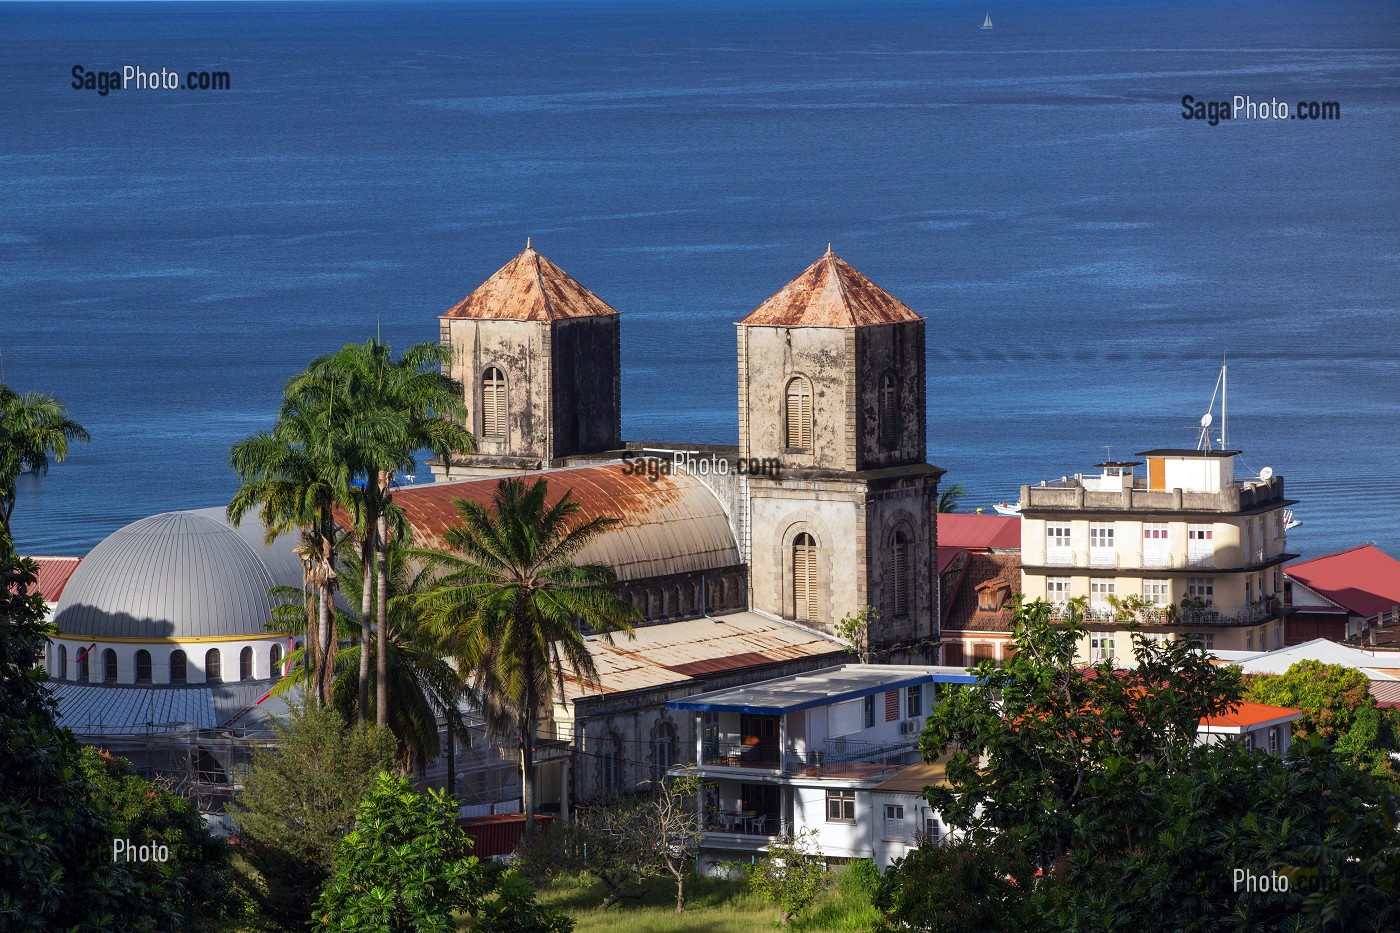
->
[240,646,254,681]
[170,650,187,684]
[600,733,624,795]
[892,530,910,618]
[77,648,90,682]
[793,532,819,620]
[206,648,223,684]
[481,367,507,438]
[103,649,118,683]
[57,644,67,679]
[652,721,677,782]
[270,643,284,677]
[135,649,152,684]
[785,376,813,449]
[880,372,900,446]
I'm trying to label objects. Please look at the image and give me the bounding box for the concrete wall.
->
[738,326,853,471]
[852,322,925,470]
[550,317,621,457]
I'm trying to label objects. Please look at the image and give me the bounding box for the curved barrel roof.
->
[52,507,303,641]
[391,463,741,581]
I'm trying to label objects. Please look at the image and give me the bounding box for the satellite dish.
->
[1259,466,1274,481]
[1200,413,1213,428]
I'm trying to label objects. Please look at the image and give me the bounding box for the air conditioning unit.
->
[899,719,922,736]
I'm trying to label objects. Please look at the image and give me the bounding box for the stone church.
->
[407,242,945,807]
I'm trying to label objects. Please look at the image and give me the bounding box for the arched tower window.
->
[170,650,187,684]
[77,648,90,682]
[880,372,900,447]
[135,649,152,684]
[206,648,223,684]
[793,532,819,620]
[785,376,813,449]
[892,530,910,618]
[481,367,507,438]
[57,644,67,679]
[240,646,254,681]
[270,643,284,677]
[102,649,118,683]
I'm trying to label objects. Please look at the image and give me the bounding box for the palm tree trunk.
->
[316,580,333,705]
[375,503,389,729]
[319,532,338,707]
[358,527,374,723]
[521,702,538,835]
[444,712,455,797]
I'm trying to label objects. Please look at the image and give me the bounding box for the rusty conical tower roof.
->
[442,244,620,322]
[738,248,923,327]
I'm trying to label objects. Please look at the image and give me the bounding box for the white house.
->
[668,664,976,872]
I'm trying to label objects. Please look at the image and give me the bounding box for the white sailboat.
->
[981,14,993,29]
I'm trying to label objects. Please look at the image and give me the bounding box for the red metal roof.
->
[442,245,620,322]
[1199,701,1302,730]
[737,249,923,328]
[1284,544,1400,618]
[937,513,1021,551]
[25,556,81,603]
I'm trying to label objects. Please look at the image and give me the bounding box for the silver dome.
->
[52,507,304,640]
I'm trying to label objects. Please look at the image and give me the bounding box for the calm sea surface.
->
[2,0,1397,559]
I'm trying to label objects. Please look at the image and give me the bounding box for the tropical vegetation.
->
[0,382,88,542]
[415,476,640,830]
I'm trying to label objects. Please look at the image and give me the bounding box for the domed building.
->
[45,507,300,811]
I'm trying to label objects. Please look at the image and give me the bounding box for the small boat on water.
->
[981,14,993,29]
[993,501,1021,516]
[1284,508,1300,531]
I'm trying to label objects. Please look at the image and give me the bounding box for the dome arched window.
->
[135,649,152,684]
[170,650,187,684]
[102,649,118,683]
[240,646,254,681]
[206,648,222,684]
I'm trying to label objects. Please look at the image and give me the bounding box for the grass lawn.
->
[493,868,880,933]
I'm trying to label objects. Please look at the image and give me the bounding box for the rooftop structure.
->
[736,248,923,328]
[1284,544,1400,641]
[26,555,81,604]
[670,663,975,715]
[441,243,620,322]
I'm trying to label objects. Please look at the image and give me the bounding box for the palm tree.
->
[937,482,967,513]
[415,477,640,832]
[0,384,90,543]
[285,338,472,729]
[229,407,351,705]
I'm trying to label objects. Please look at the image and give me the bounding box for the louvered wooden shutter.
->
[793,533,817,619]
[786,378,812,448]
[481,368,506,437]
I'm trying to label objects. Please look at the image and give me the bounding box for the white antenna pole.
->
[1221,359,1227,449]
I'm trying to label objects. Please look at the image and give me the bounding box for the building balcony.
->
[699,737,919,780]
[1055,600,1284,628]
[1027,551,1296,575]
[1089,550,1118,569]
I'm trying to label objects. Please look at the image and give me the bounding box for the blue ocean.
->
[2,0,1397,559]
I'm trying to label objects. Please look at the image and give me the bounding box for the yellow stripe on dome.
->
[52,632,287,645]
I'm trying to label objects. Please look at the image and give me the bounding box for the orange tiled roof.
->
[737,248,923,328]
[442,245,620,322]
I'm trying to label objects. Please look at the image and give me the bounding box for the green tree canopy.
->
[0,384,89,540]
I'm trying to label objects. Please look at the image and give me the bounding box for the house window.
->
[1091,635,1116,662]
[793,533,819,620]
[1144,579,1170,606]
[135,650,152,684]
[785,376,813,449]
[1245,579,1253,605]
[906,684,923,719]
[883,804,907,841]
[1089,524,1115,550]
[1188,578,1214,604]
[1189,632,1215,650]
[57,644,67,679]
[1046,525,1071,551]
[600,733,624,795]
[1089,578,1115,609]
[1187,525,1214,567]
[827,790,856,822]
[1046,577,1071,605]
[1247,630,1254,651]
[270,643,283,677]
[864,695,876,729]
[652,722,676,782]
[1243,733,1254,752]
[891,531,910,617]
[480,367,507,438]
[880,372,899,447]
[103,649,118,683]
[922,814,943,845]
[206,648,222,684]
[1268,727,1279,756]
[240,646,254,681]
[170,650,187,684]
[1142,523,1170,567]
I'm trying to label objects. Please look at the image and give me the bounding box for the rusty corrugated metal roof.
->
[559,612,847,704]
[25,555,81,603]
[737,247,923,328]
[388,464,739,581]
[441,245,620,322]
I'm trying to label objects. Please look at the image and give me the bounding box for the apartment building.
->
[1018,450,1298,660]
